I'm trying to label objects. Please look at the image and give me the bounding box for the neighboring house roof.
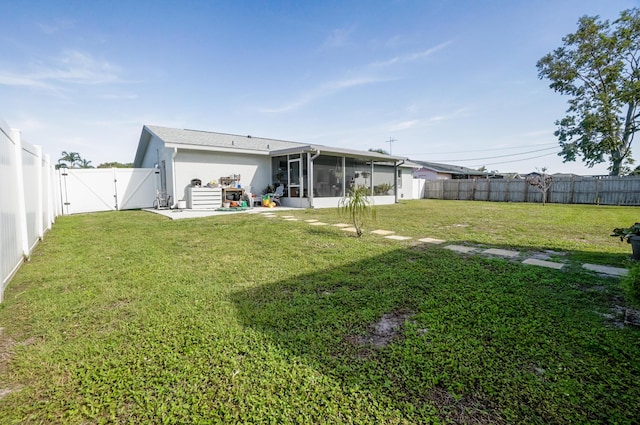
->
[134,125,408,166]
[411,160,487,177]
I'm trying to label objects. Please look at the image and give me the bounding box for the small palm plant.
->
[339,185,375,237]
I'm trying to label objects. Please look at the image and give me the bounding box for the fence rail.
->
[421,176,640,205]
[1,118,60,302]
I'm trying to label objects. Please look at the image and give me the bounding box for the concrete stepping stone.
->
[341,227,358,233]
[582,263,628,277]
[304,219,318,222]
[444,245,477,254]
[418,237,445,244]
[282,215,295,218]
[371,229,395,235]
[309,222,328,226]
[333,223,351,228]
[283,218,300,221]
[522,258,564,270]
[385,235,412,241]
[483,248,520,258]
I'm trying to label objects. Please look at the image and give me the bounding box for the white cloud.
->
[261,75,393,113]
[322,27,355,48]
[389,119,420,131]
[0,49,122,90]
[38,18,75,35]
[369,40,453,68]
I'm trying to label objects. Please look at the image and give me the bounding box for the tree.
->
[78,159,94,168]
[536,8,640,176]
[527,167,553,206]
[97,162,133,168]
[57,151,81,169]
[368,148,389,154]
[339,185,376,237]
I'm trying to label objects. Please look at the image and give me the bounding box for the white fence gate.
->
[59,168,158,215]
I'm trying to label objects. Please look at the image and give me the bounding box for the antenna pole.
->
[386,137,397,154]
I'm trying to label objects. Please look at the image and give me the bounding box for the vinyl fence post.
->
[11,128,30,260]
[35,145,44,240]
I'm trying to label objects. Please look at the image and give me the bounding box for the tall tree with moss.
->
[537,8,640,176]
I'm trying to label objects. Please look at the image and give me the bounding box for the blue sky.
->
[2,0,638,174]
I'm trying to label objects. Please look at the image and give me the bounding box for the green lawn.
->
[0,200,639,424]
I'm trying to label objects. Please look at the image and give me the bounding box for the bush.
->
[622,264,640,305]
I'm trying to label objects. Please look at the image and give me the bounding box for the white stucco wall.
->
[397,166,415,200]
[173,150,272,202]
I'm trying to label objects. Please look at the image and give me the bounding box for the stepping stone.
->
[483,248,520,258]
[283,218,300,221]
[261,213,276,216]
[333,223,351,228]
[263,215,277,218]
[304,219,318,222]
[371,229,395,235]
[309,222,328,226]
[282,215,295,218]
[341,227,358,233]
[444,245,477,254]
[522,258,564,270]
[418,237,445,244]
[582,264,628,277]
[385,235,412,241]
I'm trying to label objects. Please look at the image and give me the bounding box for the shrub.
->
[622,264,640,305]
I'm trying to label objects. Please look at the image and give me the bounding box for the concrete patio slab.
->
[333,223,351,227]
[582,263,628,277]
[444,245,477,254]
[385,235,412,241]
[418,237,445,244]
[371,229,395,235]
[522,258,564,270]
[483,248,520,258]
[309,222,328,226]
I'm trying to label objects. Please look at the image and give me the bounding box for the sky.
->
[2,0,639,174]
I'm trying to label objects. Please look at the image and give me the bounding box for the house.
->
[411,160,487,180]
[133,125,416,209]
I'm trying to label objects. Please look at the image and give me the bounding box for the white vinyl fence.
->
[1,118,60,302]
[59,168,158,215]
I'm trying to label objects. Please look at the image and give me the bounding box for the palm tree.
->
[339,185,376,237]
[58,151,81,168]
[78,159,93,168]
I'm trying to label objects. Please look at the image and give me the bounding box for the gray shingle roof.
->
[145,125,306,152]
[412,160,487,176]
[135,125,409,166]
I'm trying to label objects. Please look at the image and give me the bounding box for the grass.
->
[0,200,639,424]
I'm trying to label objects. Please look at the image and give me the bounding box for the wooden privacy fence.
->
[422,176,640,205]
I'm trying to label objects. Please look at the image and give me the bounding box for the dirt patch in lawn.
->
[0,327,17,400]
[429,385,506,425]
[346,310,415,354]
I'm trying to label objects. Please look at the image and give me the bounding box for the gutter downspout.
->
[171,147,178,208]
[308,149,321,208]
[394,160,405,203]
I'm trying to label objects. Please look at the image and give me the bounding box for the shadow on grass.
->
[231,242,640,424]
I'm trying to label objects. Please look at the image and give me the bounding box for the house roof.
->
[411,160,487,176]
[135,125,408,166]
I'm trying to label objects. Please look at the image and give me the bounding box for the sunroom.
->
[268,146,411,209]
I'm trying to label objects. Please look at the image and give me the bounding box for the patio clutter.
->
[216,174,249,211]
